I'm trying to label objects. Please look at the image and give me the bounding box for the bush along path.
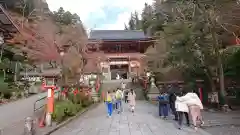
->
[52,90,94,123]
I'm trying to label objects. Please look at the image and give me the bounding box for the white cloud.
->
[46,0,106,21]
[98,12,130,30]
[46,0,153,30]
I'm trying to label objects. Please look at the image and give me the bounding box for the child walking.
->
[111,90,116,111]
[105,91,113,118]
[128,89,136,115]
[158,92,169,119]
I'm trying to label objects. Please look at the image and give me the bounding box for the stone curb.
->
[43,102,100,135]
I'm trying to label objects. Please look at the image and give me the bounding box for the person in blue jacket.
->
[158,91,169,119]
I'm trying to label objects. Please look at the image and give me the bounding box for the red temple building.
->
[86,30,154,80]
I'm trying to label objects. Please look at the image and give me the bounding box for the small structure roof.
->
[89,30,150,40]
[0,5,19,39]
[19,68,61,77]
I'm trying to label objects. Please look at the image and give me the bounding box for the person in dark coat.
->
[168,84,179,120]
[124,89,129,103]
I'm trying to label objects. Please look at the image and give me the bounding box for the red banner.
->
[73,89,79,96]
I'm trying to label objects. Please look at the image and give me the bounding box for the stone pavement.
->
[0,92,48,134]
[51,101,212,135]
[201,111,240,135]
[202,111,240,127]
[204,125,240,135]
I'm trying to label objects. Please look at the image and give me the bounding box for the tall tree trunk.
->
[3,69,5,79]
[14,62,18,82]
[195,0,227,107]
[210,17,227,106]
[204,68,216,92]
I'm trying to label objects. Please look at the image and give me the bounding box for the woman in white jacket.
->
[175,93,190,129]
[177,91,204,131]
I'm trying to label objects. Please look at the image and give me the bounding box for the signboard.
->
[208,92,219,103]
[21,77,41,82]
[109,61,128,65]
[47,89,52,98]
[130,61,140,67]
[46,79,55,86]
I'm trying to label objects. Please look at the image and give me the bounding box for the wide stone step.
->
[100,81,145,100]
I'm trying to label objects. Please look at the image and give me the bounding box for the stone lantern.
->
[89,74,99,102]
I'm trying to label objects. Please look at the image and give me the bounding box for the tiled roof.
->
[19,68,61,76]
[89,30,148,40]
[0,5,19,39]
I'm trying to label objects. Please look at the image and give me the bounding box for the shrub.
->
[52,100,82,123]
[52,101,66,123]
[52,90,94,123]
[3,91,12,99]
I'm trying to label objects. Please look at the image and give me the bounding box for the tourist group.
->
[104,83,136,117]
[158,85,204,131]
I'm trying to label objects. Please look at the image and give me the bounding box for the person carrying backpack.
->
[105,91,113,118]
[115,88,123,114]
[128,89,136,115]
[158,91,169,119]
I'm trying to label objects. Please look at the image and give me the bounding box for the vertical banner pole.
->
[198,87,203,102]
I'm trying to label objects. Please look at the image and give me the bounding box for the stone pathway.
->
[51,101,212,135]
[0,92,51,134]
[201,111,240,135]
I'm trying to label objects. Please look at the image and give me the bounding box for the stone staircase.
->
[100,80,145,100]
[126,83,145,100]
[101,79,131,91]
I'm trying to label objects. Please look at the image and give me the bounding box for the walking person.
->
[115,88,124,114]
[121,82,126,90]
[169,85,179,121]
[177,90,204,131]
[128,89,136,114]
[124,89,129,103]
[158,91,169,119]
[175,92,190,130]
[111,90,116,111]
[105,91,113,118]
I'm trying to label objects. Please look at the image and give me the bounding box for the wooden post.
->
[198,87,203,102]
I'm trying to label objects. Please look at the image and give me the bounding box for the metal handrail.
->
[33,90,59,112]
[33,96,46,112]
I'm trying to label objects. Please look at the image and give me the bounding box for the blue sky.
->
[46,0,153,30]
